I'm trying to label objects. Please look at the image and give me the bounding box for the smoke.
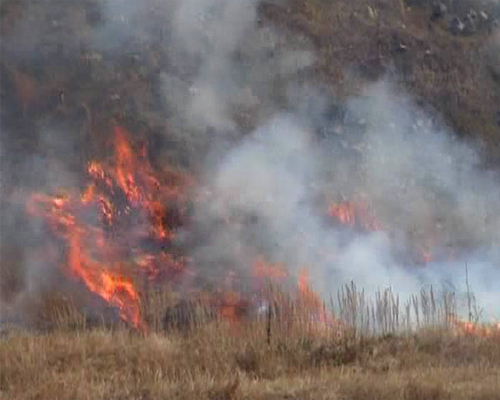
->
[194,80,500,318]
[156,0,314,161]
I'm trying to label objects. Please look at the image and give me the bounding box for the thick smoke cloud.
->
[194,80,500,318]
[0,0,314,322]
[158,0,314,157]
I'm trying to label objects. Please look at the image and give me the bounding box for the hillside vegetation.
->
[261,0,500,162]
[1,0,500,170]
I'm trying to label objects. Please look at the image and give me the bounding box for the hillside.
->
[262,0,500,161]
[2,0,500,175]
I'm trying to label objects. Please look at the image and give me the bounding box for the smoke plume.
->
[194,80,500,317]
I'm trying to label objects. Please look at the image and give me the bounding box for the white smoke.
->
[194,80,500,319]
[2,0,499,325]
[93,0,500,319]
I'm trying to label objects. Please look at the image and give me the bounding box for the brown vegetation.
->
[1,317,500,399]
[261,0,500,163]
[1,287,500,400]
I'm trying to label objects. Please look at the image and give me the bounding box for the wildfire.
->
[417,244,434,264]
[217,291,248,324]
[27,126,192,329]
[329,200,384,231]
[297,268,329,323]
[452,319,500,338]
[252,256,288,291]
[328,200,452,265]
[25,125,469,332]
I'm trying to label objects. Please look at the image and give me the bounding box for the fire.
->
[252,256,288,291]
[328,200,450,265]
[217,291,248,325]
[27,126,191,329]
[24,124,467,331]
[68,229,143,328]
[417,244,434,264]
[329,200,384,231]
[297,268,327,321]
[452,319,500,338]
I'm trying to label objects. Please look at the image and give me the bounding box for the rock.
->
[367,6,378,20]
[449,17,465,35]
[396,42,407,52]
[463,14,477,35]
[390,34,408,53]
[431,2,447,21]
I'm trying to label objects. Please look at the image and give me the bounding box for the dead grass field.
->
[1,287,500,400]
[2,323,500,400]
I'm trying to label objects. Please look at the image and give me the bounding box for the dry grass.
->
[1,286,500,400]
[1,323,500,400]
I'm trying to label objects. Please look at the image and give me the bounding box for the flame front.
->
[27,126,191,329]
[452,318,500,338]
[25,127,479,331]
[297,268,329,324]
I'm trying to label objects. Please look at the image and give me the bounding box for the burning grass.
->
[19,122,463,333]
[5,117,498,400]
[24,125,193,330]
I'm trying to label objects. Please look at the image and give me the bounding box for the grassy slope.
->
[261,0,500,163]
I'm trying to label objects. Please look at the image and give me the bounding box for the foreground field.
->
[1,323,500,400]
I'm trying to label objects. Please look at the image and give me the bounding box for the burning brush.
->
[26,125,192,330]
[22,124,494,334]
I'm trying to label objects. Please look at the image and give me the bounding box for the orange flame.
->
[252,256,288,291]
[67,230,143,329]
[297,269,322,310]
[329,200,447,264]
[417,244,434,264]
[217,291,247,324]
[329,200,384,231]
[452,319,500,338]
[26,126,191,329]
